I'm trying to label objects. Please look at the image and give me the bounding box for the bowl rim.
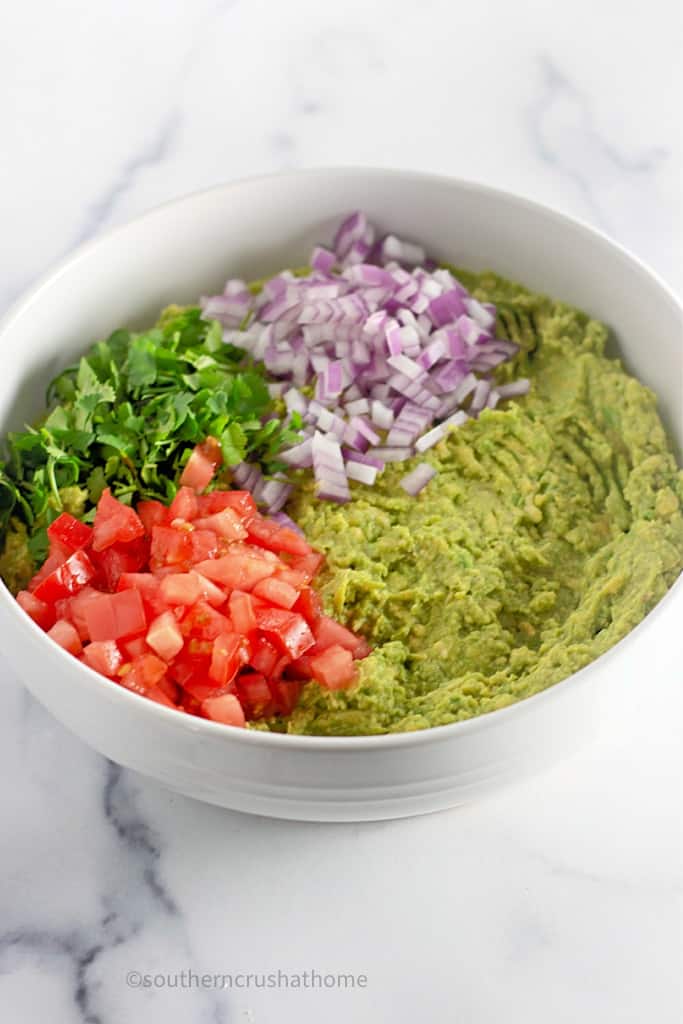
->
[1,165,681,751]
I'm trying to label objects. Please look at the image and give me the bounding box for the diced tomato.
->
[168,486,199,523]
[189,529,220,563]
[136,500,167,534]
[48,537,73,563]
[47,619,83,656]
[194,508,247,542]
[123,652,167,686]
[182,677,226,702]
[92,489,145,552]
[16,590,54,630]
[83,588,147,643]
[146,610,184,661]
[180,447,217,493]
[116,572,168,618]
[201,692,246,727]
[119,656,172,707]
[121,635,150,659]
[66,585,102,642]
[252,576,299,610]
[197,490,257,520]
[27,552,64,593]
[285,654,315,679]
[119,655,175,707]
[311,615,370,659]
[157,676,180,704]
[276,567,309,590]
[255,607,314,660]
[168,649,209,688]
[82,640,123,677]
[209,632,249,685]
[294,587,323,628]
[310,644,358,690]
[195,552,276,590]
[191,570,227,607]
[288,551,326,581]
[47,513,93,553]
[272,679,304,715]
[21,476,371,727]
[228,591,257,635]
[150,525,193,568]
[236,673,276,718]
[248,636,280,677]
[33,549,96,603]
[246,515,312,557]
[92,536,150,592]
[159,572,202,607]
[180,601,232,641]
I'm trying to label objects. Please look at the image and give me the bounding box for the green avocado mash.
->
[266,270,683,735]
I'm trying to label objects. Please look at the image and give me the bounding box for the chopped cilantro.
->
[0,306,301,540]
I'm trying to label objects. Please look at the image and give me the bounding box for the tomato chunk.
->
[228,591,257,634]
[33,549,96,603]
[47,513,93,553]
[137,500,167,533]
[83,588,147,642]
[82,640,123,677]
[146,610,184,662]
[310,644,358,690]
[121,636,150,660]
[197,490,257,520]
[168,486,199,523]
[246,515,312,556]
[159,572,202,607]
[180,447,217,493]
[93,536,150,592]
[191,570,227,608]
[255,607,314,660]
[194,508,247,542]
[48,619,83,656]
[252,576,299,610]
[180,601,232,641]
[92,489,145,552]
[201,692,246,727]
[288,551,325,581]
[189,529,220,564]
[312,615,370,659]
[17,590,54,630]
[249,636,280,677]
[294,587,323,627]
[150,525,193,568]
[194,552,275,590]
[209,632,248,685]
[236,673,276,718]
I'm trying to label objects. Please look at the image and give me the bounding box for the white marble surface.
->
[1,1,682,1021]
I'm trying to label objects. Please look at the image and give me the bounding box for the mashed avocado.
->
[271,271,683,735]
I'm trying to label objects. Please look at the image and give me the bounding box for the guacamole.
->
[268,271,683,735]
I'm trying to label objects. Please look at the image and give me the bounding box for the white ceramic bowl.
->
[0,169,681,821]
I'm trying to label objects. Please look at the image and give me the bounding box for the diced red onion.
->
[270,511,304,535]
[400,462,436,495]
[346,461,379,485]
[311,246,336,274]
[204,212,530,504]
[312,431,350,503]
[496,378,531,398]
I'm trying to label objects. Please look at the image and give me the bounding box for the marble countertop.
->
[1,1,681,1021]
